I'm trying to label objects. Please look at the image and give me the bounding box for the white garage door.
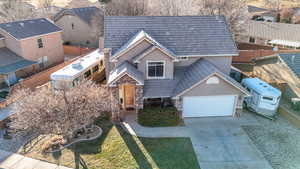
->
[183,95,236,117]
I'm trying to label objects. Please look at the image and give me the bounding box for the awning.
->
[268,40,300,48]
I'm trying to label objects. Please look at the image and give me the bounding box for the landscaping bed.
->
[138,107,183,127]
[24,119,199,169]
[243,114,300,169]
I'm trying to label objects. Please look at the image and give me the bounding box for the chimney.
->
[99,37,104,51]
[103,48,111,83]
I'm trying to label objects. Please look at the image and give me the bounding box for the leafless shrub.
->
[10,81,111,141]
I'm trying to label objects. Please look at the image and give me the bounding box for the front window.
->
[147,61,164,78]
[262,96,273,101]
[37,38,43,48]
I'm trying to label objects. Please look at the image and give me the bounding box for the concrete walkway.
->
[122,112,273,169]
[0,150,72,169]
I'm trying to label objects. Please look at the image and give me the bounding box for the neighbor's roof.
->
[242,21,300,43]
[0,18,62,40]
[51,49,103,81]
[248,5,268,13]
[173,59,250,96]
[269,40,300,48]
[107,61,144,86]
[54,7,103,25]
[0,48,36,74]
[279,53,300,79]
[104,16,238,57]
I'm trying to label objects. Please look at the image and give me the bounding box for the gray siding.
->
[137,48,174,79]
[204,56,232,75]
[115,40,152,67]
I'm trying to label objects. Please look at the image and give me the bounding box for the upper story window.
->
[147,61,165,79]
[37,38,43,48]
[249,37,255,43]
[71,23,74,30]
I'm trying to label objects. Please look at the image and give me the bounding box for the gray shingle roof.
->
[54,7,103,25]
[247,5,268,13]
[107,61,144,86]
[104,16,238,57]
[173,59,249,96]
[242,21,300,42]
[279,53,300,79]
[112,30,176,60]
[0,18,62,40]
[143,59,249,98]
[0,48,37,74]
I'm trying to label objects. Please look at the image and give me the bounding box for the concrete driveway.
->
[122,111,273,169]
[184,113,273,169]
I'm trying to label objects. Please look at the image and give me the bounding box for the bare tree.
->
[10,81,111,141]
[36,0,55,18]
[156,0,197,16]
[195,0,249,35]
[0,0,36,22]
[104,0,148,16]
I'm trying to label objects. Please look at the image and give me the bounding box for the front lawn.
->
[243,114,300,169]
[24,119,199,169]
[138,107,183,127]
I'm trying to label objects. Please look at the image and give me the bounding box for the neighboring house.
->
[253,53,300,100]
[238,20,300,49]
[54,7,104,48]
[103,16,250,120]
[0,18,64,87]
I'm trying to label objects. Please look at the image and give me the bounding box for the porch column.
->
[110,86,121,122]
[135,85,144,110]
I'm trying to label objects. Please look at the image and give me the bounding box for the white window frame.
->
[146,60,165,79]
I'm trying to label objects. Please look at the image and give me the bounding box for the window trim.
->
[146,60,166,79]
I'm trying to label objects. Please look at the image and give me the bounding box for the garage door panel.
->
[183,95,235,117]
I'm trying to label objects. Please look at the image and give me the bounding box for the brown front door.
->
[124,84,135,108]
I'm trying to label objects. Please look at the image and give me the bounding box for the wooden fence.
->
[63,45,94,56]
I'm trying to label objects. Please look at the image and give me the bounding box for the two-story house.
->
[0,18,64,87]
[103,16,250,120]
[54,7,104,48]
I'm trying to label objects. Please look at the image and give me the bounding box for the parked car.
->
[242,78,281,118]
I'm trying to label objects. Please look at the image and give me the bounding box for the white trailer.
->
[51,49,104,90]
[241,78,281,118]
